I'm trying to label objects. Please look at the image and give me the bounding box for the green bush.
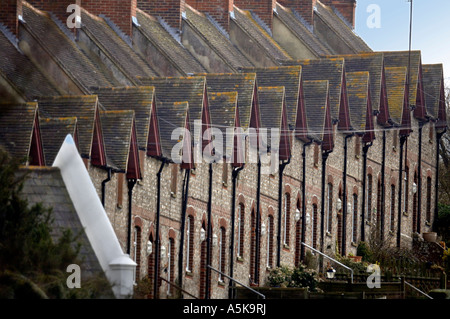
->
[267,264,321,292]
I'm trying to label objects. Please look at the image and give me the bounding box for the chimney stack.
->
[185,0,234,32]
[277,0,317,26]
[138,0,186,31]
[322,0,356,28]
[233,0,276,31]
[83,0,137,38]
[0,0,23,37]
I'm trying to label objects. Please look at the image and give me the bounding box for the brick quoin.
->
[83,0,137,38]
[0,0,22,36]
[234,0,276,31]
[277,0,317,26]
[138,0,185,30]
[186,0,233,32]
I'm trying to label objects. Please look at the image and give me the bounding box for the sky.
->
[354,0,450,85]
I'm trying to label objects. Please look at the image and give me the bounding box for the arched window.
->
[283,193,291,246]
[267,214,274,269]
[250,208,258,284]
[390,185,396,232]
[326,183,333,234]
[367,174,373,222]
[403,166,409,215]
[167,237,175,295]
[352,194,358,243]
[219,227,226,283]
[186,215,194,272]
[295,199,302,267]
[312,203,318,249]
[133,226,141,282]
[413,172,418,233]
[237,203,245,258]
[426,176,432,223]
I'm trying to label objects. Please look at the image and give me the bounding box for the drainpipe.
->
[417,122,423,234]
[153,160,166,299]
[380,130,387,242]
[255,158,263,283]
[276,157,291,267]
[229,164,245,299]
[101,167,112,207]
[178,168,190,290]
[342,134,354,255]
[126,178,137,255]
[361,141,373,242]
[300,141,313,261]
[205,163,213,299]
[397,136,407,247]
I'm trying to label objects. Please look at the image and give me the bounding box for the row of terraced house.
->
[0,0,447,299]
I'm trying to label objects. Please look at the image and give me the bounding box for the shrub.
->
[267,264,321,292]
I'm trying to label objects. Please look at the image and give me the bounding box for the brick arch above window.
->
[187,206,196,218]
[312,196,319,205]
[168,228,176,240]
[237,194,246,206]
[352,185,359,195]
[367,165,373,176]
[219,218,227,229]
[134,216,143,229]
[426,169,433,178]
[390,176,397,186]
[327,174,334,184]
[284,184,292,195]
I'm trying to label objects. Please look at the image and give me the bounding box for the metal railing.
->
[207,265,266,299]
[404,280,433,299]
[301,242,354,283]
[159,276,199,299]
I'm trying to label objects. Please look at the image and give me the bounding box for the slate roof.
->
[156,101,190,162]
[232,6,292,64]
[0,102,38,161]
[40,117,78,166]
[0,29,61,100]
[135,9,206,75]
[100,110,134,172]
[208,92,238,159]
[274,3,334,57]
[287,58,346,122]
[325,53,385,112]
[21,3,115,91]
[200,73,258,130]
[381,51,422,108]
[257,86,287,151]
[241,66,302,128]
[385,67,409,132]
[314,1,371,53]
[90,86,155,151]
[20,167,110,285]
[345,71,374,142]
[37,95,99,159]
[302,80,330,143]
[422,64,446,124]
[137,76,206,130]
[184,5,253,71]
[80,9,158,82]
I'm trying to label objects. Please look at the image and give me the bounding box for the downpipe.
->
[178,169,190,290]
[342,134,354,255]
[153,160,166,299]
[276,157,291,267]
[101,167,112,207]
[300,141,313,261]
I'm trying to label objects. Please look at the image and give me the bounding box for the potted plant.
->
[422,232,437,242]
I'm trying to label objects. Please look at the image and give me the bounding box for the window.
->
[390,185,396,232]
[186,215,194,272]
[352,194,358,243]
[237,203,245,258]
[426,177,432,223]
[133,226,141,282]
[250,209,258,284]
[413,172,418,233]
[267,215,274,269]
[367,174,373,222]
[326,183,333,234]
[219,227,226,283]
[167,237,175,295]
[283,193,291,246]
[376,178,382,229]
[312,204,318,249]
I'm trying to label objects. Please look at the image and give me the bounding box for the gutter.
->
[153,160,166,299]
[276,156,291,267]
[229,164,245,299]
